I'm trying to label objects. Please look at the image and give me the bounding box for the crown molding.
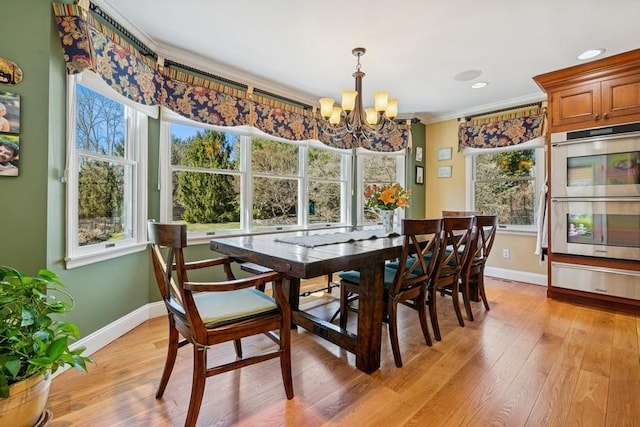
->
[418,92,547,124]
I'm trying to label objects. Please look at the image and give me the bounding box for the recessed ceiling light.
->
[471,81,488,89]
[454,70,482,81]
[577,49,606,60]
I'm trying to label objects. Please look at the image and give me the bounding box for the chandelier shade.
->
[318,47,401,145]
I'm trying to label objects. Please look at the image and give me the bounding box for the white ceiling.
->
[97,0,640,122]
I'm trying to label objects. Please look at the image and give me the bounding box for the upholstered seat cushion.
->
[339,267,415,289]
[193,288,278,328]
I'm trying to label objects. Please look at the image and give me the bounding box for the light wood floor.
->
[48,277,640,427]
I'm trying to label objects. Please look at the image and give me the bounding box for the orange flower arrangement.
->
[364,183,411,211]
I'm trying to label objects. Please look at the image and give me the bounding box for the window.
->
[65,73,150,268]
[470,146,544,230]
[357,150,406,225]
[160,111,351,239]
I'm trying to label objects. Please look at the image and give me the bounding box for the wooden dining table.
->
[210,227,404,373]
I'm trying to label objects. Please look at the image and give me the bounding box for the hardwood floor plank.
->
[605,313,640,427]
[46,278,640,427]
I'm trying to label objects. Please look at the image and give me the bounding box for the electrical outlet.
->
[502,249,510,259]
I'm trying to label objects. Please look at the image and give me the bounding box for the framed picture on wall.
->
[0,91,20,135]
[415,165,424,184]
[437,165,452,178]
[0,133,20,176]
[415,146,423,162]
[437,147,452,161]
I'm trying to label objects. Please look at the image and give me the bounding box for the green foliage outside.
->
[173,130,240,223]
[475,150,536,225]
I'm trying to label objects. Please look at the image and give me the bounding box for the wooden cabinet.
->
[533,49,640,312]
[535,49,640,133]
[549,74,640,131]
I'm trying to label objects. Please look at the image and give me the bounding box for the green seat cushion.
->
[194,288,278,328]
[339,267,415,290]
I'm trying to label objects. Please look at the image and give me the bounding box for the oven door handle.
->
[551,197,640,203]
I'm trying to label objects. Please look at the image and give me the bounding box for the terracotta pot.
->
[0,374,51,427]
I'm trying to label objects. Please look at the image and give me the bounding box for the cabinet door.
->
[601,73,640,121]
[550,82,601,129]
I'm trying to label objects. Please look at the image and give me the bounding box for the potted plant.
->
[0,266,93,427]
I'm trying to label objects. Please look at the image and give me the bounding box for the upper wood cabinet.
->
[534,49,640,132]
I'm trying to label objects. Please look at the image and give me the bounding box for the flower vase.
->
[379,209,395,233]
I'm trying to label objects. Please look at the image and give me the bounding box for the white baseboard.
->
[55,301,166,378]
[484,266,547,286]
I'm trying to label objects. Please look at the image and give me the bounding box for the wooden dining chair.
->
[338,219,443,367]
[428,216,475,341]
[148,221,294,426]
[459,214,497,320]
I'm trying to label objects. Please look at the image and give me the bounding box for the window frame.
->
[465,139,545,233]
[355,148,408,226]
[64,72,151,269]
[159,109,353,242]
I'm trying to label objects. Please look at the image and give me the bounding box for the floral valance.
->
[458,104,546,151]
[52,3,408,151]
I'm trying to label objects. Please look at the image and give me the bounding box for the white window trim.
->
[464,137,545,234]
[64,72,149,269]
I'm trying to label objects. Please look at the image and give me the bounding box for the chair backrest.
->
[442,210,480,217]
[148,221,204,340]
[389,218,442,296]
[432,216,475,288]
[471,214,498,267]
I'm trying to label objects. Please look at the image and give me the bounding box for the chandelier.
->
[318,47,399,143]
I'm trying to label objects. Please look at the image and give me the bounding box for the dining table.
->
[210,227,404,374]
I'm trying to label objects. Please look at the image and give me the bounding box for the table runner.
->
[274,229,398,248]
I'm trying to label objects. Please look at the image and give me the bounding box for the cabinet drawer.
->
[551,261,640,300]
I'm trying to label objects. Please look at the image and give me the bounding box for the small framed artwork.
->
[437,165,452,178]
[0,134,20,176]
[415,165,424,184]
[415,146,423,162]
[0,92,20,134]
[437,147,452,161]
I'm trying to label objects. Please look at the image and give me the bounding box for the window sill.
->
[65,242,148,269]
[496,226,537,237]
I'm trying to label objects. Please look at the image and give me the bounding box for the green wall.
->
[406,121,426,219]
[0,0,151,336]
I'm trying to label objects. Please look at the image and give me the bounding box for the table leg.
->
[355,262,385,373]
[284,276,300,329]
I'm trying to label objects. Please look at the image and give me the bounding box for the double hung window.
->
[65,73,150,268]
[469,145,544,230]
[357,150,406,225]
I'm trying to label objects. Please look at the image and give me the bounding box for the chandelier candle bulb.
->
[341,91,357,112]
[319,98,335,118]
[386,99,398,118]
[374,91,389,111]
[365,108,378,125]
[329,107,342,125]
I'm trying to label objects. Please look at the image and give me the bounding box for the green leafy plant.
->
[0,266,93,398]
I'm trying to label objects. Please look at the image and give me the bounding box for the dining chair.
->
[338,218,443,367]
[459,214,497,320]
[428,216,475,341]
[148,221,294,426]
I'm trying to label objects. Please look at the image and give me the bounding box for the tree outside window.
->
[474,149,537,226]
